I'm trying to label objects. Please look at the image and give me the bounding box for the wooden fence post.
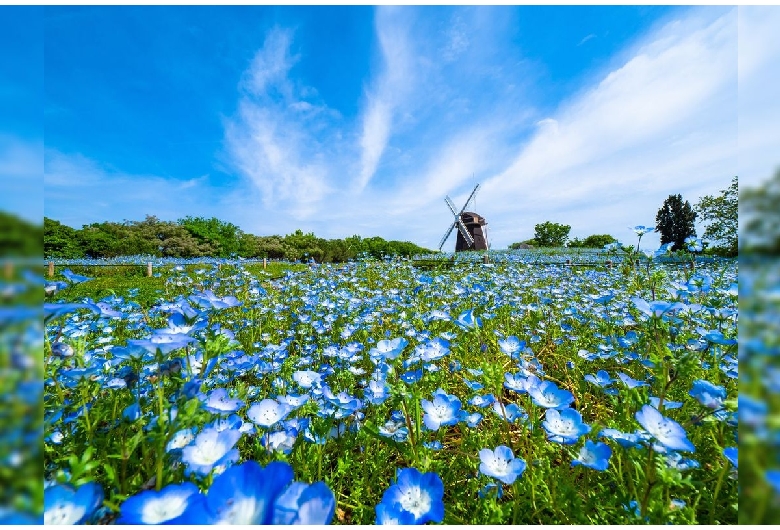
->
[147,262,153,278]
[48,261,54,278]
[606,259,612,269]
[565,259,571,266]
[263,258,267,270]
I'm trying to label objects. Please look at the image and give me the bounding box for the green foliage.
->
[43,215,430,262]
[567,234,618,248]
[695,177,737,257]
[655,194,696,252]
[1,212,43,257]
[533,221,571,247]
[740,169,780,255]
[178,216,243,257]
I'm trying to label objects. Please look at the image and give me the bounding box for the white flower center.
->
[141,496,189,524]
[45,502,86,525]
[399,486,431,519]
[191,437,225,465]
[488,456,509,474]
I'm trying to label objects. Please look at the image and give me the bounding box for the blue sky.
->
[3,5,778,249]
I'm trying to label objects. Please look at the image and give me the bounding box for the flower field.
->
[39,250,739,524]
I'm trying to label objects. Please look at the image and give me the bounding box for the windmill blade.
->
[439,223,456,251]
[444,195,458,216]
[456,217,474,247]
[459,183,481,214]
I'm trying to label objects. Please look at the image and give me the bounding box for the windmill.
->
[438,184,489,252]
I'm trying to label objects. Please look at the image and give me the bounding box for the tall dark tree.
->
[655,194,697,251]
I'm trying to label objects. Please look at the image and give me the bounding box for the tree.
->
[655,194,696,252]
[741,169,780,254]
[567,234,617,249]
[533,221,571,247]
[178,216,243,257]
[695,177,737,256]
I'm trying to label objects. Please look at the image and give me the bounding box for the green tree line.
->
[44,215,430,262]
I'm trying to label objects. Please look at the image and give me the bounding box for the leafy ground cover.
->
[38,250,738,524]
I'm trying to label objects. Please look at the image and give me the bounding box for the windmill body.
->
[439,185,489,252]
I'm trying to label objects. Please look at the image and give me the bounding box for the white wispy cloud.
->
[223,26,339,219]
[355,6,415,193]
[474,7,738,249]
[738,5,780,188]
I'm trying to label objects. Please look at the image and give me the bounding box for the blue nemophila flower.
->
[649,397,683,410]
[261,430,297,455]
[117,482,201,524]
[122,401,142,422]
[365,378,391,406]
[417,337,451,362]
[202,387,245,415]
[460,411,483,428]
[702,330,737,346]
[635,405,695,452]
[528,380,575,409]
[498,336,523,356]
[50,341,74,358]
[572,440,612,471]
[685,236,703,252]
[292,370,322,389]
[584,370,614,387]
[60,268,92,284]
[376,501,416,525]
[631,297,687,319]
[369,337,408,362]
[247,398,294,428]
[504,373,539,394]
[542,408,591,445]
[271,481,336,524]
[455,308,482,330]
[617,372,648,389]
[665,452,700,471]
[400,369,423,384]
[167,427,197,453]
[491,401,527,424]
[469,393,495,408]
[189,289,241,310]
[180,461,290,524]
[44,302,100,322]
[723,447,737,468]
[421,389,461,430]
[181,427,242,476]
[379,419,409,442]
[423,440,443,450]
[44,482,103,525]
[479,445,527,484]
[128,333,197,355]
[464,378,484,392]
[379,468,444,524]
[689,379,726,409]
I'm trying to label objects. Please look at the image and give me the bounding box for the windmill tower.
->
[439,184,489,252]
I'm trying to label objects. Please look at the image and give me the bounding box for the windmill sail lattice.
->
[438,184,489,252]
